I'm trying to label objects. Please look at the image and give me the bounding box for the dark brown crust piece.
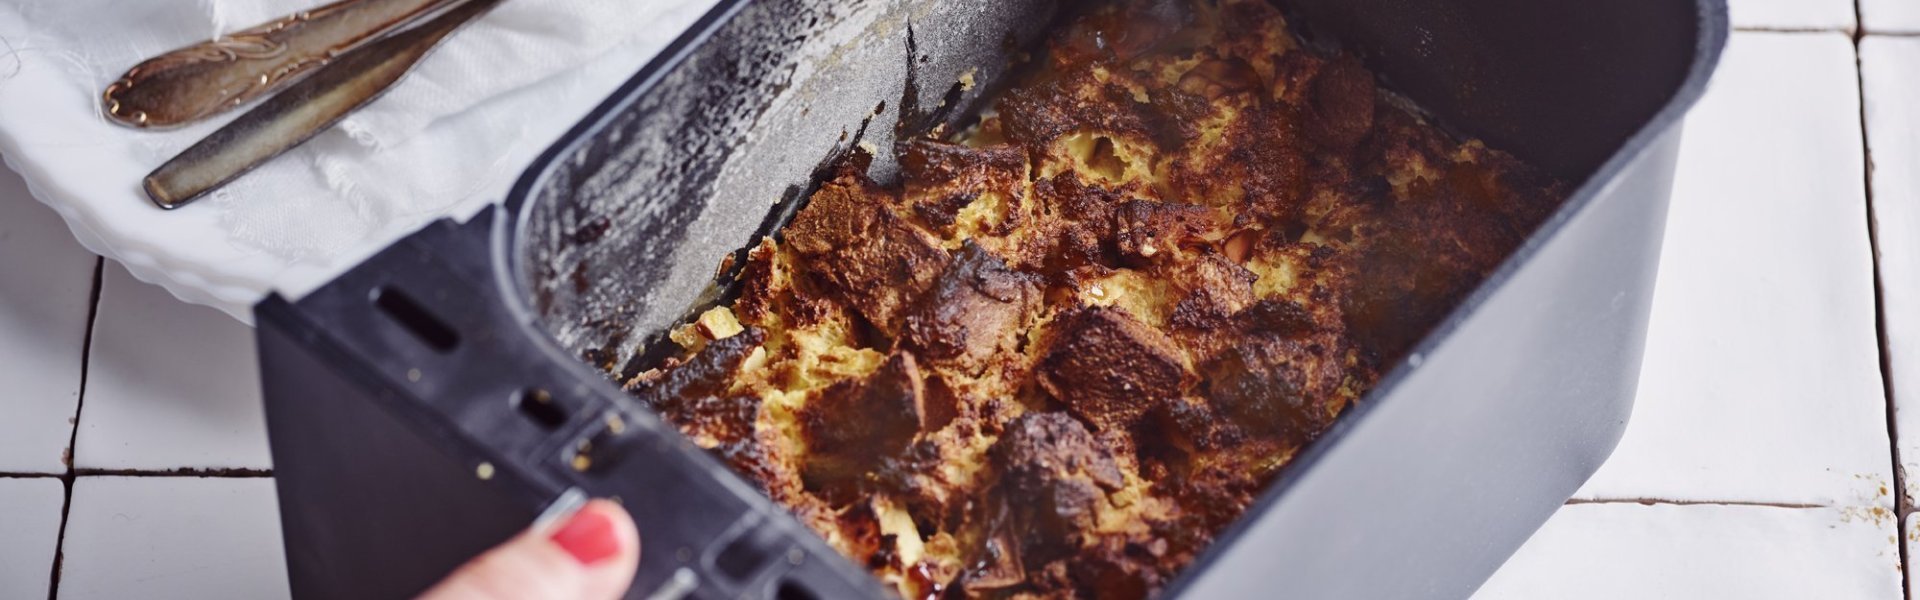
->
[783,166,951,336]
[1163,250,1258,334]
[629,327,766,403]
[1304,56,1378,151]
[1203,336,1342,446]
[1028,172,1125,273]
[901,242,1043,375]
[999,70,1155,155]
[1038,306,1192,432]
[1112,199,1215,266]
[799,352,929,504]
[731,239,861,333]
[900,140,1028,236]
[989,412,1125,563]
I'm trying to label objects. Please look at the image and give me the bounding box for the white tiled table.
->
[0,1,1914,597]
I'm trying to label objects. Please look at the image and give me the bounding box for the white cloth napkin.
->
[0,0,718,320]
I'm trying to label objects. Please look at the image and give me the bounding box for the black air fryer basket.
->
[254,0,1728,597]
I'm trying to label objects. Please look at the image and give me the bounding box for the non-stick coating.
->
[514,0,1703,375]
[501,0,1725,597]
[516,0,1062,373]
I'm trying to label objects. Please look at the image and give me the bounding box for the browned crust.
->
[901,242,1044,375]
[1038,306,1192,432]
[625,1,1568,598]
[784,165,952,337]
[798,352,930,503]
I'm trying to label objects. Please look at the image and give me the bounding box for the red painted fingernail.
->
[549,507,621,566]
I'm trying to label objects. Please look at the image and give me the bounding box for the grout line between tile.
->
[1727,29,1920,39]
[70,468,273,478]
[1734,26,1857,34]
[1566,498,1827,509]
[1735,27,1920,38]
[47,257,102,600]
[1854,1,1913,596]
[0,473,63,479]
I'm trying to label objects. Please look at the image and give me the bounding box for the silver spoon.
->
[103,0,464,129]
[143,0,504,209]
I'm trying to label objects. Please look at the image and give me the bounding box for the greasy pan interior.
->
[499,0,1721,596]
[512,0,1700,373]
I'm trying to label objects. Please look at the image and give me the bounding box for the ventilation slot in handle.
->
[513,388,567,430]
[372,286,459,352]
[714,524,786,583]
[775,580,820,600]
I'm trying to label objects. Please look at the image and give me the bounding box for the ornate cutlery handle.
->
[144,0,503,208]
[102,0,457,129]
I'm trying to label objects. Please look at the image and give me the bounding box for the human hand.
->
[418,499,641,600]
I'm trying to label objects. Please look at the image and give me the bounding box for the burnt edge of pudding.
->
[622,1,1567,598]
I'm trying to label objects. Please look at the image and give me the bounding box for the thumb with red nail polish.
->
[419,499,641,600]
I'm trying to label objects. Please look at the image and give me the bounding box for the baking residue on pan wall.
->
[621,0,1567,598]
[536,0,1056,370]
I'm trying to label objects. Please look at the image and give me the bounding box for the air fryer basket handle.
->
[256,207,887,599]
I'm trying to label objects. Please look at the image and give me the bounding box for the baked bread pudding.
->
[623,0,1566,597]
